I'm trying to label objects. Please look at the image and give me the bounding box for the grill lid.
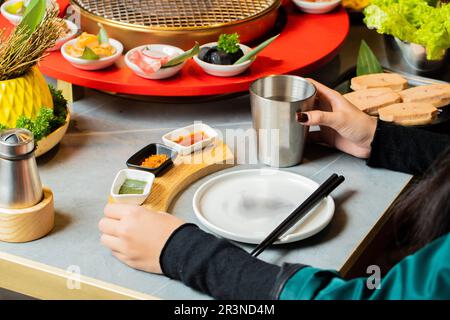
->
[73,0,278,29]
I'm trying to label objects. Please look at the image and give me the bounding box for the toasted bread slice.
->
[399,84,450,108]
[351,73,408,92]
[343,88,402,115]
[378,102,438,126]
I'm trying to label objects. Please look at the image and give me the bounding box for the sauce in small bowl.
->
[110,169,155,205]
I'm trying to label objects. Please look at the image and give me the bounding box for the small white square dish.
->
[110,169,155,205]
[162,123,218,156]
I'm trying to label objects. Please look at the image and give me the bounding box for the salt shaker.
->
[0,129,43,209]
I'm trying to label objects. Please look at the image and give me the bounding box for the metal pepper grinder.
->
[0,129,43,209]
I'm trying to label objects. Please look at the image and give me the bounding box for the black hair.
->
[393,146,450,253]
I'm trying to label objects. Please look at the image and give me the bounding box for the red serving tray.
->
[1,0,349,96]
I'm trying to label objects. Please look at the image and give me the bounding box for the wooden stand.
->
[120,140,235,212]
[0,188,55,243]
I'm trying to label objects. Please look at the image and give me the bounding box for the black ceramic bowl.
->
[126,143,178,177]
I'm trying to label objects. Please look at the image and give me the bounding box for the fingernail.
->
[297,112,309,123]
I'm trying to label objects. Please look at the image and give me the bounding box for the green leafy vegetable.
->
[356,40,384,76]
[162,42,200,68]
[48,86,68,131]
[81,47,100,60]
[234,34,279,65]
[364,0,450,60]
[217,33,240,54]
[16,107,53,141]
[18,0,46,35]
[97,23,109,44]
[0,123,7,131]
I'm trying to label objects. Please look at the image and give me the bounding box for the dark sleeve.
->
[367,120,450,175]
[160,224,305,300]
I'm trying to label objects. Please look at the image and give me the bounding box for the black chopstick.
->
[250,174,345,258]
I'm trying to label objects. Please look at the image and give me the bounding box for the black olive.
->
[210,50,235,65]
[198,47,211,62]
[229,48,244,64]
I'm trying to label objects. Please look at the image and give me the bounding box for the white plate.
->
[193,169,335,244]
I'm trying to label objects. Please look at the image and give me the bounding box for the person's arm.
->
[299,79,450,176]
[161,223,450,300]
[279,232,450,300]
[367,121,450,175]
[98,204,304,300]
[99,203,450,300]
[160,224,299,300]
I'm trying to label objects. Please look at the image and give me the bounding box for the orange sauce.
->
[172,131,208,147]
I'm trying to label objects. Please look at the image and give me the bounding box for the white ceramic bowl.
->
[1,0,58,25]
[110,169,155,205]
[193,42,253,77]
[162,123,218,156]
[292,0,341,14]
[61,38,123,71]
[1,0,25,25]
[48,19,79,52]
[125,44,186,80]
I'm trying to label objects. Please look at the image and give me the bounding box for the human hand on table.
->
[297,79,377,159]
[99,203,184,274]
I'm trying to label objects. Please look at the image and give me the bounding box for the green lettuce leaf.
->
[364,0,450,60]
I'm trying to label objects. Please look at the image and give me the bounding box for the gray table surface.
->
[0,26,417,299]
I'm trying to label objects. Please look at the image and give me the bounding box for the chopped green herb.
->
[217,33,240,54]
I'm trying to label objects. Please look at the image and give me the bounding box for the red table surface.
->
[1,1,349,96]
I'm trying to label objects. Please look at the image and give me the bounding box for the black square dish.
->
[126,143,177,177]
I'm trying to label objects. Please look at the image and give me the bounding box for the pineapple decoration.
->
[0,0,63,129]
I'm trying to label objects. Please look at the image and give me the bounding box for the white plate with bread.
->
[335,68,450,127]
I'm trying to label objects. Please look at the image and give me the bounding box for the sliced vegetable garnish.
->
[97,23,110,44]
[81,47,100,60]
[19,0,46,34]
[356,40,383,76]
[234,34,279,65]
[162,42,200,68]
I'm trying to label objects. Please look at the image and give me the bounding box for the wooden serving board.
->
[113,140,234,212]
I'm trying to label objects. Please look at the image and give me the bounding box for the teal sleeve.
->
[279,233,450,300]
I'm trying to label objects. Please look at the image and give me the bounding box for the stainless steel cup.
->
[0,129,43,209]
[250,75,316,167]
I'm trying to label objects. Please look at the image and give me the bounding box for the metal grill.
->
[73,0,277,28]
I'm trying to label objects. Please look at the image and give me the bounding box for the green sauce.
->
[119,179,147,195]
